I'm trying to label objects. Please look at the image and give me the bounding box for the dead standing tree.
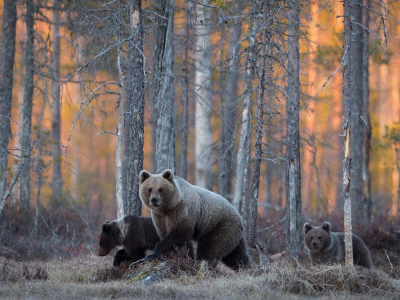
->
[285,0,302,261]
[20,0,36,213]
[245,6,271,270]
[51,0,63,201]
[342,0,354,267]
[154,0,176,173]
[125,0,145,216]
[349,0,365,225]
[0,0,17,199]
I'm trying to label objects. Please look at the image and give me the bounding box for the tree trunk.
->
[154,0,175,174]
[116,44,126,219]
[51,0,62,200]
[218,3,243,200]
[362,0,372,222]
[246,15,268,270]
[125,0,144,216]
[343,0,354,267]
[303,0,318,209]
[233,25,256,213]
[0,0,17,197]
[180,0,190,180]
[285,0,302,261]
[194,0,212,189]
[349,0,364,225]
[20,0,36,213]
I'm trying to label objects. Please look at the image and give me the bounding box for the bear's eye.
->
[148,188,152,193]
[310,236,313,239]
[159,188,163,193]
[318,237,322,240]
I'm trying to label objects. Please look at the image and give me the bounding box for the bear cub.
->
[303,222,372,269]
[99,215,159,266]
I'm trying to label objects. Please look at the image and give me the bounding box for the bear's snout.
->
[151,197,160,207]
[312,242,319,249]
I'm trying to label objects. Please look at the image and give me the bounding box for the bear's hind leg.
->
[221,237,251,270]
[196,222,242,268]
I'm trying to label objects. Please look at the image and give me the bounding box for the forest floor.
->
[1,249,400,300]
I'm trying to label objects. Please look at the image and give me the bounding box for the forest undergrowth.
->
[1,206,400,299]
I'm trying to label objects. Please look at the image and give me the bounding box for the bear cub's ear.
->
[139,170,151,184]
[162,169,174,182]
[102,221,111,232]
[321,222,331,233]
[303,222,313,234]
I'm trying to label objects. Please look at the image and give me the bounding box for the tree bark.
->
[362,0,372,222]
[233,25,256,213]
[246,14,268,270]
[218,3,243,200]
[285,0,302,261]
[20,0,36,213]
[303,0,319,209]
[154,0,175,174]
[349,0,364,225]
[51,0,62,200]
[194,0,212,189]
[179,0,190,180]
[125,0,144,216]
[343,0,354,267]
[0,0,17,197]
[116,45,126,219]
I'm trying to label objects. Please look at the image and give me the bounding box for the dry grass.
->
[0,251,399,300]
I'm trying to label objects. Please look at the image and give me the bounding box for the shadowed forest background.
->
[0,0,400,275]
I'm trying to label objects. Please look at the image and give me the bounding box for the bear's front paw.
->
[145,253,161,261]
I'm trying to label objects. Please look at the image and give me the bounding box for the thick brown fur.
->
[139,169,251,270]
[98,215,160,266]
[304,222,373,269]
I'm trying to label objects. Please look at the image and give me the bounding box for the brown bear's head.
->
[98,219,126,256]
[303,222,332,253]
[139,169,181,212]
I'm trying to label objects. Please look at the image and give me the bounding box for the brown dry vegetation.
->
[1,250,400,300]
[1,208,400,299]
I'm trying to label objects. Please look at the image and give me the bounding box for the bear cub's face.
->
[304,222,332,253]
[139,169,175,209]
[98,221,118,256]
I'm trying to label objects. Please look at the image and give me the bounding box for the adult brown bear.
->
[139,169,250,270]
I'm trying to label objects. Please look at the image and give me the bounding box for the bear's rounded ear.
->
[139,170,151,184]
[303,222,313,234]
[102,223,111,232]
[321,222,331,233]
[162,169,174,182]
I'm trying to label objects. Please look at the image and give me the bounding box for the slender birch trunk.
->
[285,0,302,261]
[343,0,353,267]
[154,0,175,174]
[20,0,36,213]
[116,46,125,219]
[218,3,243,200]
[51,0,62,200]
[125,0,144,216]
[0,0,17,198]
[233,26,256,213]
[194,0,212,189]
[362,0,372,222]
